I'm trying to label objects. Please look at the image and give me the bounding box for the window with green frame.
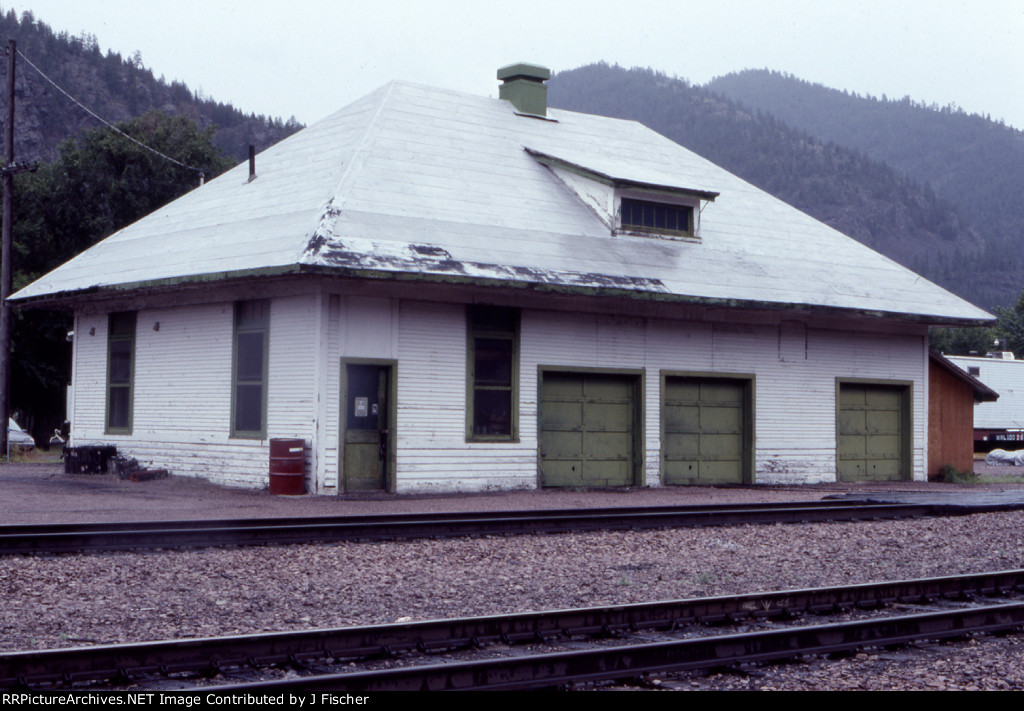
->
[232,300,269,438]
[467,305,519,441]
[106,311,136,433]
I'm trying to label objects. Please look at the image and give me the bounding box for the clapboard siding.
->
[69,295,320,489]
[318,294,400,493]
[21,78,984,497]
[266,295,319,482]
[393,301,529,492]
[71,312,109,436]
[379,301,929,492]
[319,294,343,491]
[70,292,929,493]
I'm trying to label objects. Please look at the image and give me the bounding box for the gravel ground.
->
[0,461,835,524]
[3,458,1022,524]
[4,460,1024,691]
[3,509,1024,690]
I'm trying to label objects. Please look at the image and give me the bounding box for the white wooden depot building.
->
[12,64,992,493]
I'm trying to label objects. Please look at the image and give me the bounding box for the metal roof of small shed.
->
[11,80,992,325]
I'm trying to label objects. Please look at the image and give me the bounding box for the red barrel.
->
[269,438,306,495]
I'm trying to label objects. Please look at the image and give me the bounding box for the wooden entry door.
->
[343,363,390,491]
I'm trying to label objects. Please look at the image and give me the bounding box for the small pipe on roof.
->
[248,145,257,183]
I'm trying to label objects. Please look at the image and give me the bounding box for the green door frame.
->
[835,378,913,482]
[536,365,645,488]
[660,370,755,485]
[340,358,398,493]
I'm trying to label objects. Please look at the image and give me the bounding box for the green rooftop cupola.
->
[497,63,551,117]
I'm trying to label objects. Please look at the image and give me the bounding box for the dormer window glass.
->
[621,198,692,235]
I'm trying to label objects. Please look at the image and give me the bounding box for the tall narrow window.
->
[467,305,519,441]
[106,311,136,433]
[232,300,269,438]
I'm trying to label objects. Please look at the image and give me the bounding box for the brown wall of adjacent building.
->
[928,363,975,479]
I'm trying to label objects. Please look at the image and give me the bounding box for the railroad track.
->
[0,500,968,555]
[5,568,1024,691]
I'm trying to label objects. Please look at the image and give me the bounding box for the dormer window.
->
[620,198,693,236]
[525,148,718,243]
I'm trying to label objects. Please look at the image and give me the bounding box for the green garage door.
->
[540,372,638,487]
[838,384,907,481]
[662,376,750,485]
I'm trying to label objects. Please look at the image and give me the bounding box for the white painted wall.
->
[316,294,401,493]
[70,294,320,489]
[375,300,928,493]
[70,291,928,493]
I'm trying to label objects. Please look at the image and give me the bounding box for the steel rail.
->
[0,502,942,555]
[0,499,869,534]
[4,568,1024,689]
[218,602,1024,691]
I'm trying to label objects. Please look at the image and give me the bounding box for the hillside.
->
[0,8,303,441]
[706,69,1024,307]
[0,8,300,163]
[548,64,994,309]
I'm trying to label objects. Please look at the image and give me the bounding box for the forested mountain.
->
[0,14,1015,432]
[0,8,300,163]
[0,8,302,441]
[705,69,1024,310]
[548,64,999,310]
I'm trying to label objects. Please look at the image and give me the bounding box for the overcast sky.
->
[6,0,1024,131]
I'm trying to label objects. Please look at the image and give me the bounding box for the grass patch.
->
[942,463,1022,484]
[941,464,978,484]
[974,473,1024,484]
[0,447,62,465]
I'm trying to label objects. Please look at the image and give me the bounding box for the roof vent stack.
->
[497,63,551,117]
[248,145,257,183]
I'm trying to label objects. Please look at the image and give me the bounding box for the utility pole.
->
[0,38,15,454]
[0,39,35,455]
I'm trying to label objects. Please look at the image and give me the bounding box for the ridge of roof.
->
[300,81,400,263]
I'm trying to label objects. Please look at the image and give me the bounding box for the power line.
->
[15,48,204,177]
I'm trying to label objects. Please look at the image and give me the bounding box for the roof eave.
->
[8,264,306,310]
[930,349,1001,402]
[9,264,995,328]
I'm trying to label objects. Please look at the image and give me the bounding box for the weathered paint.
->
[14,82,991,329]
[304,237,671,294]
[341,362,392,491]
[66,288,931,491]
[69,294,319,489]
[837,382,911,481]
[661,374,753,485]
[386,301,928,491]
[40,75,953,492]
